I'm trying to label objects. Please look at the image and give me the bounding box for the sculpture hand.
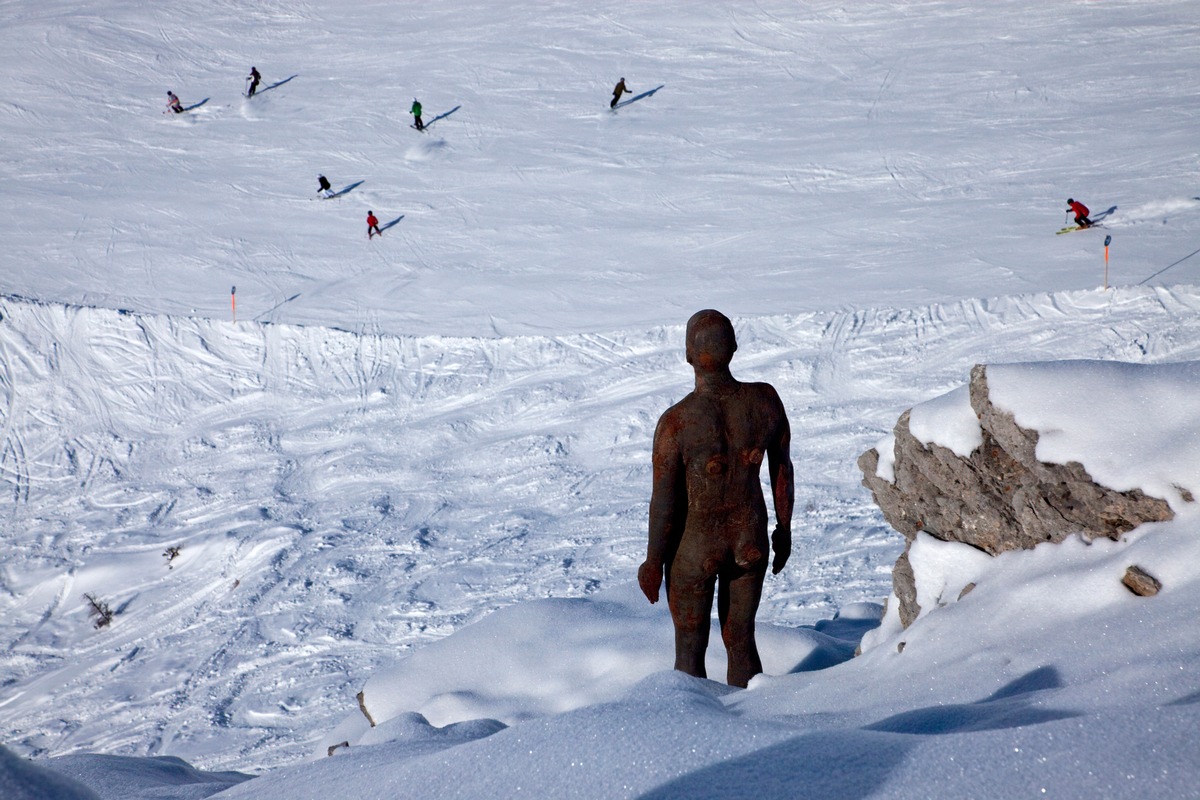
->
[771,525,791,574]
[637,560,663,603]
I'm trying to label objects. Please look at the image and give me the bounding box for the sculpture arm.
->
[767,399,794,574]
[641,414,683,603]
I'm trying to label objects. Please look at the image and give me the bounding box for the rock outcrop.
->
[859,364,1174,628]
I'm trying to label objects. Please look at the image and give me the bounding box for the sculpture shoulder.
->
[653,391,697,440]
[744,383,790,436]
[745,381,786,408]
[656,391,699,422]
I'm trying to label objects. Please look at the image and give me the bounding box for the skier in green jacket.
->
[410,98,424,130]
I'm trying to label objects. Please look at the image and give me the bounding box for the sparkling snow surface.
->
[3,1,1200,798]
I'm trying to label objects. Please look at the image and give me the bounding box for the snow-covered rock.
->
[860,361,1197,628]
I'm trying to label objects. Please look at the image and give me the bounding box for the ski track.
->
[4,283,1200,769]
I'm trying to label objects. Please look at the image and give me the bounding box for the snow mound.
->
[987,360,1200,503]
[322,583,862,755]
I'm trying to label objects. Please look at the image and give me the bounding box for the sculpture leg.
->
[717,563,766,688]
[666,568,716,680]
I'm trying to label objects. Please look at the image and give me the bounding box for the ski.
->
[1056,224,1103,235]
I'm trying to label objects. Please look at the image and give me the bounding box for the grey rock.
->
[891,550,919,629]
[860,364,1174,628]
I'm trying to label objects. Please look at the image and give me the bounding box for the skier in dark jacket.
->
[610,78,630,109]
[166,91,184,113]
[247,67,261,97]
[318,175,333,198]
[1067,198,1092,228]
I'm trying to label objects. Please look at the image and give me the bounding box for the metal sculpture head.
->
[685,309,736,370]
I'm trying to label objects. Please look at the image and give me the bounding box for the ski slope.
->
[3,0,1200,795]
[4,0,1200,337]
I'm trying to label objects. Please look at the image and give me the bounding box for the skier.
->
[166,91,184,113]
[367,210,383,239]
[247,67,261,97]
[317,174,333,198]
[410,98,424,130]
[610,77,630,109]
[1067,198,1092,229]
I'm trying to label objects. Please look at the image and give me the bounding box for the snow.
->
[905,384,982,458]
[3,0,1200,797]
[986,361,1200,505]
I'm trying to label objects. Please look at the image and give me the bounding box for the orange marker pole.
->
[231,285,237,323]
[1103,235,1111,290]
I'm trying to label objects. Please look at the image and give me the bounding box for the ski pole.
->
[231,285,237,323]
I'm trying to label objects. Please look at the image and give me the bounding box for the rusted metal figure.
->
[638,310,794,687]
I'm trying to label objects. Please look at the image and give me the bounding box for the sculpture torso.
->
[659,382,784,569]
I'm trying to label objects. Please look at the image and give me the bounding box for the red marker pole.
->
[1103,235,1111,290]
[231,286,237,323]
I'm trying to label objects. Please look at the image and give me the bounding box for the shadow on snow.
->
[256,75,298,95]
[424,105,461,129]
[329,180,364,199]
[614,85,664,109]
[786,612,880,674]
[254,293,302,322]
[863,666,1080,736]
[639,667,1078,800]
[639,730,912,800]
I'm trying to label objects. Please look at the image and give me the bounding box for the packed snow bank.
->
[18,513,1200,800]
[324,583,865,754]
[40,753,250,799]
[0,745,100,800]
[986,360,1200,505]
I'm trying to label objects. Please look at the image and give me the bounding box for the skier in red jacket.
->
[367,211,382,239]
[1067,198,1092,229]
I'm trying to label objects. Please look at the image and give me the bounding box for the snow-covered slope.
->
[3,0,1200,796]
[4,0,1200,337]
[5,284,1200,774]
